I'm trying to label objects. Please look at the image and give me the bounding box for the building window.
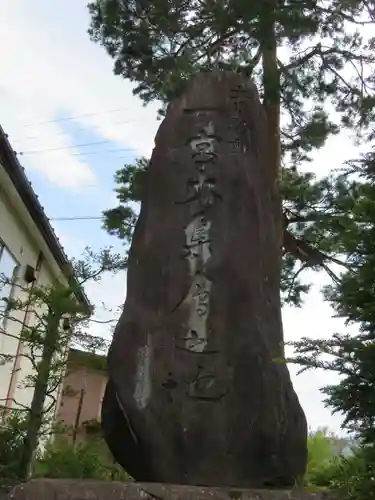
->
[0,244,19,320]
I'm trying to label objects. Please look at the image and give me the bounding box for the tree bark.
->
[259,2,283,257]
[18,311,61,480]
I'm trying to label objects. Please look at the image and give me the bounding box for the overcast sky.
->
[1,0,362,435]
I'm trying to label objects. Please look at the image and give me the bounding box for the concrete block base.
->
[4,479,337,500]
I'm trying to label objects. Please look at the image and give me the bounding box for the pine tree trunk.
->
[18,312,61,479]
[259,6,283,260]
[257,6,285,359]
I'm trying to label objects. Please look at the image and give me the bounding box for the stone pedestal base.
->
[4,479,336,500]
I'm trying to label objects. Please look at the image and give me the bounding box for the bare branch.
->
[283,211,353,270]
[282,43,374,74]
[189,28,239,65]
[0,328,22,342]
[281,44,324,71]
[286,262,310,302]
[0,398,30,411]
[44,395,58,415]
[89,317,117,325]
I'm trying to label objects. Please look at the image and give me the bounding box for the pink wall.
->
[56,349,107,441]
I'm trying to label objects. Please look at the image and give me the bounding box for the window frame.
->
[0,241,20,331]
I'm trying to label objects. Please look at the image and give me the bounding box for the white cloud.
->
[17,122,97,190]
[1,0,160,190]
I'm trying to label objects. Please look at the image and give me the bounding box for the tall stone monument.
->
[102,70,308,488]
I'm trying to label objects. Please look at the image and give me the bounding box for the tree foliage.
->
[288,148,375,497]
[102,157,148,247]
[0,411,28,485]
[306,446,375,499]
[102,152,368,305]
[88,0,375,123]
[289,149,375,440]
[0,415,130,483]
[88,0,375,177]
[89,0,375,305]
[306,427,355,485]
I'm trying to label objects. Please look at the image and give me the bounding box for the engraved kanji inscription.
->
[187,364,228,400]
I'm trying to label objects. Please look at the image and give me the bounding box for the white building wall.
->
[0,190,41,406]
[11,261,57,411]
[0,161,70,425]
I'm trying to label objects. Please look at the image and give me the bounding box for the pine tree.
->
[89,4,375,492]
[288,147,375,497]
[89,0,375,304]
[88,0,375,172]
[289,147,375,442]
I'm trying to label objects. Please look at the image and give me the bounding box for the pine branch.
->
[284,226,350,267]
[315,5,375,25]
[283,44,373,73]
[282,44,325,70]
[286,262,310,302]
[190,28,240,65]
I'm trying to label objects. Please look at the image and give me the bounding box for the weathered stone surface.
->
[102,70,308,487]
[5,480,337,500]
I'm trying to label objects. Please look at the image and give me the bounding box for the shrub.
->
[306,443,375,499]
[35,438,131,481]
[306,429,336,484]
[321,446,375,500]
[0,410,28,484]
